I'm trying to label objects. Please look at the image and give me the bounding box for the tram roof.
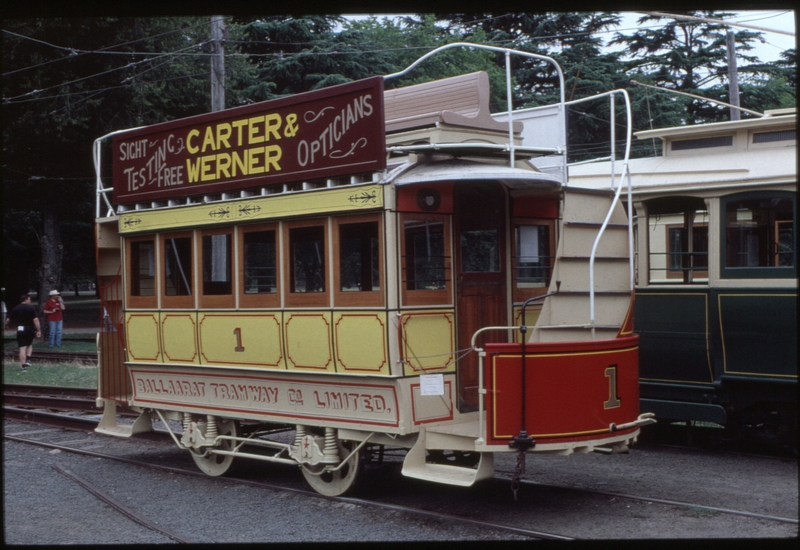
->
[633,108,796,141]
[568,110,796,196]
[390,158,563,190]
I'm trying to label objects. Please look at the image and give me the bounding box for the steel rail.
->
[6,424,797,532]
[51,464,194,544]
[6,434,571,541]
[3,350,97,364]
[10,430,799,535]
[495,474,799,525]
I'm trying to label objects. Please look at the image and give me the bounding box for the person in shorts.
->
[4,294,41,370]
[42,289,66,347]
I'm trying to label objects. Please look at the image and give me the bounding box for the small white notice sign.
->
[419,374,444,396]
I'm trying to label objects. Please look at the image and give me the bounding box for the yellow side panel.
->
[125,312,161,362]
[400,310,455,376]
[333,312,389,375]
[284,312,334,372]
[198,312,284,369]
[118,184,383,234]
[512,306,542,343]
[161,312,199,364]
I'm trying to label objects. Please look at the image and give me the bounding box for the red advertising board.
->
[112,77,385,204]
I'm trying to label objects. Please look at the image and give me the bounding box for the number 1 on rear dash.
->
[604,365,620,409]
[233,327,245,352]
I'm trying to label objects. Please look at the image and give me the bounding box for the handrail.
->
[384,42,566,169]
[563,89,635,329]
[93,127,144,219]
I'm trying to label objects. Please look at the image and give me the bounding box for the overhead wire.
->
[3,13,791,107]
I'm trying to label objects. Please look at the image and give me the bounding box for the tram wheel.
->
[190,417,239,477]
[301,439,362,496]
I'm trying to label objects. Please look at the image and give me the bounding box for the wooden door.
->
[455,182,507,411]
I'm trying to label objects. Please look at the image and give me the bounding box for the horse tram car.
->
[570,107,797,450]
[93,44,655,496]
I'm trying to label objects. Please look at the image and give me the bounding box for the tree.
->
[610,11,770,124]
[2,17,256,302]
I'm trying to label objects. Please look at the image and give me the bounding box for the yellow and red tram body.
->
[94,44,653,495]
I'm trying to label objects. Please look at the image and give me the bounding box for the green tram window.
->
[243,230,277,294]
[164,236,192,296]
[645,196,709,284]
[202,233,232,295]
[339,221,380,292]
[130,240,155,297]
[722,192,796,278]
[290,225,325,293]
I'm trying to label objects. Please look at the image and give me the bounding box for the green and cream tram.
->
[570,108,796,448]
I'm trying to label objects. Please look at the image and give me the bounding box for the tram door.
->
[455,182,507,411]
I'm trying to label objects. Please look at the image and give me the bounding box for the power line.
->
[2,17,217,77]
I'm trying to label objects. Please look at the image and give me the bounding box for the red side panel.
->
[484,335,640,445]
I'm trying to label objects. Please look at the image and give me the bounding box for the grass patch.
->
[4,336,98,354]
[3,360,97,388]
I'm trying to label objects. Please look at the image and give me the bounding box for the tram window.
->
[405,220,446,290]
[290,226,325,293]
[243,230,277,294]
[401,213,452,306]
[461,230,499,272]
[515,225,551,287]
[339,222,380,292]
[722,193,795,278]
[130,240,155,297]
[646,202,709,284]
[202,233,232,295]
[666,223,708,279]
[164,236,192,296]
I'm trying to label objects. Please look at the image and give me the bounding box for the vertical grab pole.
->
[508,281,560,452]
[510,297,535,451]
[505,50,515,168]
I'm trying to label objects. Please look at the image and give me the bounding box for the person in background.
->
[4,294,41,371]
[42,289,66,348]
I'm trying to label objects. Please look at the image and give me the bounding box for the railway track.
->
[4,426,797,540]
[4,385,797,541]
[3,349,97,365]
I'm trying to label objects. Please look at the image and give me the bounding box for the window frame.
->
[199,227,234,308]
[333,213,384,307]
[400,212,452,306]
[161,231,195,309]
[126,236,158,309]
[664,221,709,281]
[720,191,796,279]
[284,219,329,308]
[511,217,556,303]
[238,223,280,308]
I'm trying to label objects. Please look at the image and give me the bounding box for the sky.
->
[618,10,796,62]
[344,10,796,63]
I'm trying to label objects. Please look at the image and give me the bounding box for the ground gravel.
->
[3,419,797,543]
[3,420,527,544]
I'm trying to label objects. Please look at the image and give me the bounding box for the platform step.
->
[95,401,153,438]
[402,428,494,487]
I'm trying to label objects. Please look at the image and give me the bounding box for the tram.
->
[93,44,654,496]
[569,108,797,448]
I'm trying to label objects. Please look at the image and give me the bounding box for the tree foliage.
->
[610,11,793,123]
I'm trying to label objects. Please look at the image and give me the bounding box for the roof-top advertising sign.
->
[112,77,385,204]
